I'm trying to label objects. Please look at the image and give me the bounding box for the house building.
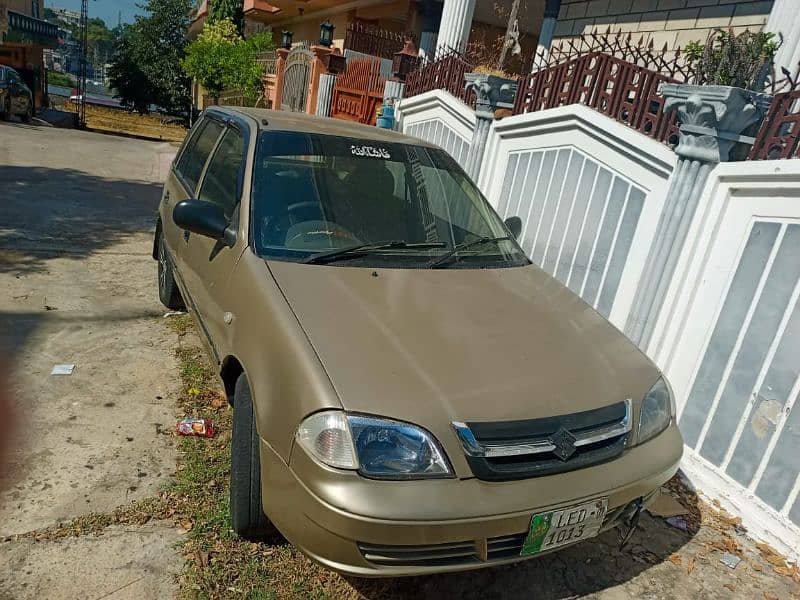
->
[0,0,60,108]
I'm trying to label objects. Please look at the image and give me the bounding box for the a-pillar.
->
[417,0,443,60]
[316,72,337,117]
[625,85,772,348]
[307,45,333,114]
[532,0,561,71]
[273,47,289,110]
[766,0,800,77]
[435,0,475,56]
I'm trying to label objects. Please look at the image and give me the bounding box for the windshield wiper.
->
[426,236,513,269]
[303,241,446,265]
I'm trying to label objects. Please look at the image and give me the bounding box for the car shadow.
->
[0,165,162,276]
[345,477,701,599]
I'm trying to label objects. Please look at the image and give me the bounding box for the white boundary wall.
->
[479,105,675,332]
[397,89,475,171]
[650,161,800,560]
[397,93,800,557]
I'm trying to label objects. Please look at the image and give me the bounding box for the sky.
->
[46,0,145,27]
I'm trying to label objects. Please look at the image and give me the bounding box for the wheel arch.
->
[220,355,245,406]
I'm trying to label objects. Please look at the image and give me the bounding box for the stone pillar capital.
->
[311,45,333,60]
[663,84,771,163]
[276,47,290,60]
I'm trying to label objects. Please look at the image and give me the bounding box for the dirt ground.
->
[0,121,183,598]
[0,121,797,600]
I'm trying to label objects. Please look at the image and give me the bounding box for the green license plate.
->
[520,497,608,556]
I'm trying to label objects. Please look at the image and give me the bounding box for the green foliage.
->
[208,0,244,34]
[686,29,779,92]
[48,71,76,88]
[182,20,274,101]
[107,0,193,116]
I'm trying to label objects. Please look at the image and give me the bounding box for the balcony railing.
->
[344,21,415,61]
[6,11,59,47]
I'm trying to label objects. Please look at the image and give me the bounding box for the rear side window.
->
[198,127,245,220]
[176,118,224,193]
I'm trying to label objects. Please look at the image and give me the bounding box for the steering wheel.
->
[263,201,324,245]
[285,221,359,248]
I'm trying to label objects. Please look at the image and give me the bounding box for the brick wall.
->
[554,0,773,49]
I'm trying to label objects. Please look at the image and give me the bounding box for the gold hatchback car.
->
[154,107,683,577]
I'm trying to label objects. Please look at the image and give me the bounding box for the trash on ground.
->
[647,491,688,517]
[163,311,184,318]
[51,364,75,375]
[720,552,742,569]
[177,418,214,437]
[665,515,688,531]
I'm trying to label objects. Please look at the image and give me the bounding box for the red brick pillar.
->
[307,45,333,114]
[273,48,290,110]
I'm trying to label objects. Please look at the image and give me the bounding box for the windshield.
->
[251,131,529,269]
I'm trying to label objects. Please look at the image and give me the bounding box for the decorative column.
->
[273,47,289,110]
[625,85,772,348]
[766,0,800,77]
[532,0,561,71]
[435,0,476,56]
[462,74,518,181]
[417,0,443,60]
[307,45,333,114]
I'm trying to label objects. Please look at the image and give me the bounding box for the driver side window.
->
[198,127,245,221]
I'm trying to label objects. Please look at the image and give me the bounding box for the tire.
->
[230,373,274,540]
[20,103,32,123]
[1,97,10,122]
[157,231,185,310]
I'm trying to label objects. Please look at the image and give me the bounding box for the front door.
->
[180,124,249,359]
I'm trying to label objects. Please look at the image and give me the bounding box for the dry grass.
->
[50,97,187,142]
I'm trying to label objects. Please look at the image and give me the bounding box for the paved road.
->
[0,121,182,599]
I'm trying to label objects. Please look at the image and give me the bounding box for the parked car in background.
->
[154,107,683,577]
[0,65,33,123]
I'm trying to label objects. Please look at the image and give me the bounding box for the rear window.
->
[176,118,225,193]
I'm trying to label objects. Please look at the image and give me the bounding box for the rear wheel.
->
[157,232,185,310]
[20,103,32,123]
[1,97,10,121]
[230,373,275,540]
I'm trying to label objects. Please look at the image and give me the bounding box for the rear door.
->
[180,123,249,359]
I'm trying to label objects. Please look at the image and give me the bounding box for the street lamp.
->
[281,30,293,49]
[392,39,419,82]
[319,20,334,47]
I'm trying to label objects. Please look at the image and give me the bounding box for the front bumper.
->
[260,423,682,577]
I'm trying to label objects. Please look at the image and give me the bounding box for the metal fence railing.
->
[344,21,415,61]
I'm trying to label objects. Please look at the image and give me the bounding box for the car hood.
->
[267,261,659,427]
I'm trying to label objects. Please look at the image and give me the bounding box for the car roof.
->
[208,106,437,148]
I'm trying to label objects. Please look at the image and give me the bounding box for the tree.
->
[182,19,273,101]
[107,0,193,116]
[208,0,244,35]
[107,30,154,114]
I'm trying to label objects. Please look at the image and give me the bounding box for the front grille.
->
[357,497,643,568]
[454,400,631,481]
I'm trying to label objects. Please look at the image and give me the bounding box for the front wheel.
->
[1,97,10,122]
[230,373,275,540]
[20,103,32,123]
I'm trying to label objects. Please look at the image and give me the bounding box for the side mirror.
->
[173,200,235,246]
[505,216,522,240]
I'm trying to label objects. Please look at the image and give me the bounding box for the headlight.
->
[296,411,453,480]
[638,377,675,444]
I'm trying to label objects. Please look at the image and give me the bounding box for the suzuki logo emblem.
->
[551,427,577,461]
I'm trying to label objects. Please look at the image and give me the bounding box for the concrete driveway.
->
[0,122,183,599]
